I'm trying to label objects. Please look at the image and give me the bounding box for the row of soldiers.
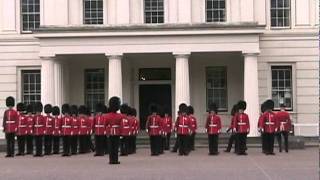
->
[2,96,139,164]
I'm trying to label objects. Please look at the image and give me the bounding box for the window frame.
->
[205,66,228,112]
[205,0,227,23]
[20,0,41,33]
[143,0,165,24]
[83,0,104,25]
[270,0,291,29]
[18,67,41,104]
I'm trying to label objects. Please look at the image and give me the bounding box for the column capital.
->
[242,53,259,57]
[173,52,191,59]
[40,56,56,61]
[105,53,123,59]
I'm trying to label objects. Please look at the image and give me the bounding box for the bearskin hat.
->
[260,102,267,113]
[231,104,238,116]
[6,96,15,107]
[108,96,121,113]
[35,102,43,113]
[70,105,78,116]
[131,108,137,117]
[187,106,194,115]
[95,103,103,113]
[120,104,130,115]
[17,102,26,112]
[149,104,158,113]
[52,106,60,116]
[208,103,218,113]
[78,105,87,115]
[264,99,274,111]
[44,104,53,114]
[62,104,70,115]
[237,100,247,110]
[26,104,34,114]
[179,103,188,114]
[102,105,108,113]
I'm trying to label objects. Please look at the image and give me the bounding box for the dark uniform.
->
[205,103,221,155]
[16,103,27,156]
[3,97,18,157]
[33,102,45,157]
[52,106,62,154]
[44,104,54,155]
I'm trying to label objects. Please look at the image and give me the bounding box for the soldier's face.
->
[239,109,244,113]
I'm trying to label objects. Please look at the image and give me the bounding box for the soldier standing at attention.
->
[225,104,238,153]
[258,100,278,155]
[52,106,62,154]
[61,104,72,157]
[16,102,27,156]
[33,102,45,157]
[120,104,131,156]
[275,104,291,153]
[26,104,34,155]
[70,105,80,155]
[174,104,191,156]
[78,105,88,154]
[258,102,267,154]
[233,101,250,155]
[146,105,162,156]
[162,107,172,151]
[187,106,197,151]
[93,103,106,156]
[205,103,221,155]
[3,96,18,157]
[44,104,54,155]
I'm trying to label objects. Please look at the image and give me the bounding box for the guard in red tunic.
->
[258,100,278,155]
[275,104,291,153]
[52,106,61,154]
[3,96,18,157]
[61,104,72,156]
[225,104,238,153]
[174,104,191,156]
[26,104,34,155]
[102,105,109,154]
[44,104,54,155]
[16,103,27,156]
[104,97,124,164]
[78,105,89,154]
[33,102,45,157]
[87,108,95,153]
[128,108,139,154]
[187,106,197,151]
[146,105,162,156]
[70,105,79,155]
[162,108,172,151]
[232,100,250,155]
[120,104,131,156]
[94,103,106,156]
[205,103,221,155]
[258,102,267,154]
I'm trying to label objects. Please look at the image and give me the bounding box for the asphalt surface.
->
[0,147,318,180]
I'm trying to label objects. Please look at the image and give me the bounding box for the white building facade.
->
[0,0,319,137]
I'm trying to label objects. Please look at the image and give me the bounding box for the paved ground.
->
[0,147,318,180]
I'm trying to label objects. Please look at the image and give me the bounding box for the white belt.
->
[280,122,287,124]
[265,122,274,125]
[46,126,52,127]
[150,125,159,128]
[34,125,43,127]
[62,125,71,128]
[6,121,15,124]
[112,125,120,128]
[73,126,79,128]
[209,124,217,127]
[19,125,27,128]
[95,125,104,128]
[178,125,188,128]
[123,127,130,129]
[81,126,87,128]
[238,122,246,125]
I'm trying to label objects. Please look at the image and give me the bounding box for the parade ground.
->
[0,147,318,180]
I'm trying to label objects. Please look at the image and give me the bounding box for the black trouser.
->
[237,133,247,154]
[190,133,196,151]
[34,135,44,156]
[104,136,109,154]
[70,135,78,154]
[149,135,160,155]
[261,133,267,153]
[17,135,26,155]
[208,134,219,154]
[62,135,71,156]
[172,135,180,152]
[87,135,95,153]
[226,133,237,152]
[178,134,189,155]
[164,133,171,150]
[95,135,105,155]
[26,135,33,154]
[78,135,86,153]
[44,135,53,155]
[265,133,275,154]
[276,131,289,152]
[120,136,129,155]
[109,135,120,164]
[160,136,165,154]
[5,133,15,156]
[53,136,60,154]
[132,136,137,153]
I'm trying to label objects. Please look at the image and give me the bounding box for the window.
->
[206,67,227,111]
[206,0,226,22]
[271,66,293,110]
[21,0,40,32]
[22,70,41,104]
[270,0,291,27]
[83,0,103,24]
[139,68,171,81]
[85,69,105,112]
[144,0,164,24]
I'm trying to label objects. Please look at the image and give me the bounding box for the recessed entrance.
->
[139,84,172,129]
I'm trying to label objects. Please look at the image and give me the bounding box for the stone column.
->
[243,53,260,137]
[174,53,190,114]
[54,60,65,107]
[107,54,123,101]
[41,57,55,105]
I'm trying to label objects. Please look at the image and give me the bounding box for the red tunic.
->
[205,114,221,135]
[44,115,54,135]
[52,116,61,136]
[127,116,135,136]
[94,114,106,135]
[258,111,278,133]
[132,117,139,135]
[17,113,28,136]
[79,116,90,135]
[175,115,191,135]
[26,114,34,135]
[71,116,80,135]
[104,112,124,136]
[233,113,250,134]
[146,114,162,136]
[120,115,131,136]
[88,115,94,135]
[61,116,72,136]
[189,115,197,133]
[162,116,172,134]
[275,111,291,132]
[3,109,18,133]
[34,114,46,136]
